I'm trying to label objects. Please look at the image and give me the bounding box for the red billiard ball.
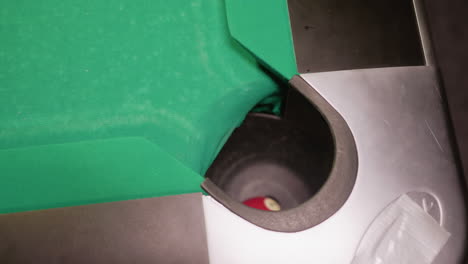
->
[243,197,281,211]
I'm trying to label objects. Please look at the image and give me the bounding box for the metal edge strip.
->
[413,0,435,66]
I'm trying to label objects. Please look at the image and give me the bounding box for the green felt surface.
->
[225,0,297,79]
[0,138,203,213]
[0,0,295,213]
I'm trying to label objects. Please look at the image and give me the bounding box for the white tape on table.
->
[352,194,450,264]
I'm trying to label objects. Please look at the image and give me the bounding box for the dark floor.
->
[424,0,468,261]
[425,0,468,189]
